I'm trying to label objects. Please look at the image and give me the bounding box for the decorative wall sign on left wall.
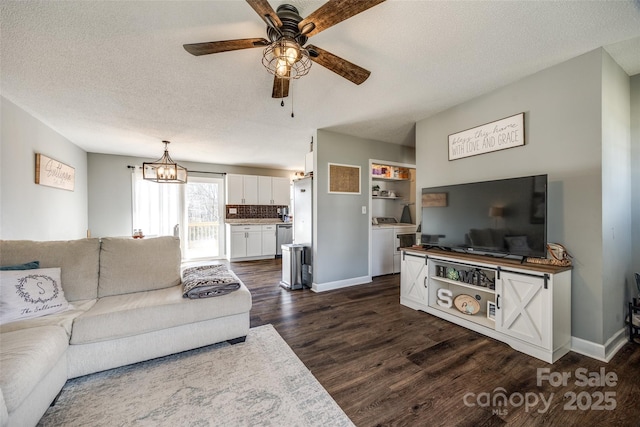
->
[35,153,75,191]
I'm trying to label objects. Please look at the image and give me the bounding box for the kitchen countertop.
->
[225,219,290,225]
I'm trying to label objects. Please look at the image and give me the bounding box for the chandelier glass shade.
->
[262,37,311,79]
[142,140,187,184]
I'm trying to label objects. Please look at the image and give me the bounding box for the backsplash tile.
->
[226,205,287,219]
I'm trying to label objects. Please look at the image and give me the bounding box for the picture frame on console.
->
[487,301,496,321]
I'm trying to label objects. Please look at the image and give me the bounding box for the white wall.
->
[88,152,295,238]
[415,49,630,345]
[314,129,415,288]
[631,74,640,295]
[1,97,88,240]
[601,52,632,344]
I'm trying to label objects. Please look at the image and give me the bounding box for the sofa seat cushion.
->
[70,283,252,345]
[0,299,96,337]
[0,239,100,301]
[98,237,181,298]
[0,326,68,412]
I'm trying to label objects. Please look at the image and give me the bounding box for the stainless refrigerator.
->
[293,177,313,285]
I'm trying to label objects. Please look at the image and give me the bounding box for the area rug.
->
[38,324,353,426]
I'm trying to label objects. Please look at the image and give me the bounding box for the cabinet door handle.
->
[424,276,428,288]
[496,295,501,309]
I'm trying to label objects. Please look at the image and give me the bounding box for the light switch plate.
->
[362,206,366,214]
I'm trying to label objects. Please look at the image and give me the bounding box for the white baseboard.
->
[570,327,627,362]
[311,276,372,293]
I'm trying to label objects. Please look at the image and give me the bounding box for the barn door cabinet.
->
[399,251,428,310]
[400,248,572,363]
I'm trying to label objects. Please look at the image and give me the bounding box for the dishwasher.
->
[276,223,293,257]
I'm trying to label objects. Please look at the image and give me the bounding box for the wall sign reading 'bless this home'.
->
[35,153,75,191]
[448,113,525,160]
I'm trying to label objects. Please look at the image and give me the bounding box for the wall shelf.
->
[372,176,409,182]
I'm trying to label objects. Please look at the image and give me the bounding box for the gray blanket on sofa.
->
[182,264,241,299]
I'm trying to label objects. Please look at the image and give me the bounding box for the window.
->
[132,169,182,238]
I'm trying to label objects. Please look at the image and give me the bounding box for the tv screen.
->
[421,175,547,258]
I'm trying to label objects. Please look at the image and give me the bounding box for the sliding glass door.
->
[132,171,225,261]
[183,177,225,260]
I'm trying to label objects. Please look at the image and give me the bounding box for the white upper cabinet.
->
[258,176,272,205]
[271,177,290,205]
[226,174,259,205]
[258,176,290,205]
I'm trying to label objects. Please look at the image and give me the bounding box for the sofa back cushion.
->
[0,239,100,301]
[98,236,181,297]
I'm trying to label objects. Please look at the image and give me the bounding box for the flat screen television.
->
[421,175,547,258]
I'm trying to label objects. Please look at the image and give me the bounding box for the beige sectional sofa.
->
[0,236,252,427]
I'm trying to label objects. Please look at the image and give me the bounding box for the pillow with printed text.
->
[0,268,69,325]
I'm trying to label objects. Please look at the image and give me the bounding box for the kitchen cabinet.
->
[226,174,258,205]
[304,152,313,175]
[400,248,572,363]
[261,224,277,256]
[226,224,278,261]
[258,176,290,205]
[226,225,262,260]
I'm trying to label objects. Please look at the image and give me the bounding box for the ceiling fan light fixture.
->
[262,37,311,79]
[142,140,188,184]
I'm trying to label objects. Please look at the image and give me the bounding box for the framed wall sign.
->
[448,112,525,161]
[35,153,75,191]
[328,163,360,194]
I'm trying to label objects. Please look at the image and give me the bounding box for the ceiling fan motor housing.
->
[267,4,308,46]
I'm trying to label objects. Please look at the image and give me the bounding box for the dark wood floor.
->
[229,258,640,427]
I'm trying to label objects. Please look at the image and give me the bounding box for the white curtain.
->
[131,169,182,237]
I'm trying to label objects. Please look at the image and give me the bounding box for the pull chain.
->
[281,79,285,107]
[291,80,294,118]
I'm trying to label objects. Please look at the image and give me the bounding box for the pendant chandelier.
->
[142,140,187,184]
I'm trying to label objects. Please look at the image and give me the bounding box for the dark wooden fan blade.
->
[183,38,269,56]
[306,45,370,85]
[299,0,385,37]
[246,0,282,28]
[272,76,290,98]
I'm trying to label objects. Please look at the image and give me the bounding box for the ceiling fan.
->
[183,0,385,99]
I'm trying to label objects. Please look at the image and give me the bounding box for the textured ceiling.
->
[2,1,639,171]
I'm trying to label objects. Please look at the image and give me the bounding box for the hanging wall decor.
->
[448,112,525,161]
[35,153,75,191]
[328,163,360,194]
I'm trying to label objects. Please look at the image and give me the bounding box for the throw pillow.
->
[0,260,40,270]
[0,268,69,325]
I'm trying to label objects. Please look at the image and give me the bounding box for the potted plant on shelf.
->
[372,185,380,196]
